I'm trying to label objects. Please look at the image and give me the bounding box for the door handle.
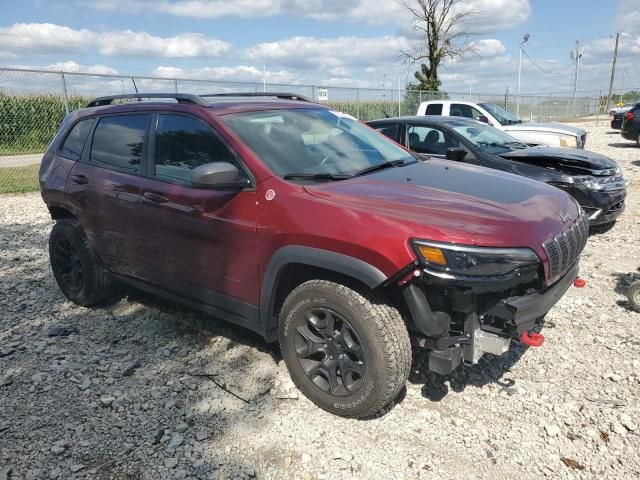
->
[70,174,89,185]
[143,191,169,203]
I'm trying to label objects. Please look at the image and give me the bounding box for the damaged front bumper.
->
[403,262,580,374]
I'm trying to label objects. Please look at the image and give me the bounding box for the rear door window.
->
[59,119,94,160]
[425,104,443,115]
[407,124,458,155]
[154,114,247,184]
[90,115,150,172]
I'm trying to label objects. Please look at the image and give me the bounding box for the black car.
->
[611,112,625,130]
[621,104,640,146]
[368,116,627,226]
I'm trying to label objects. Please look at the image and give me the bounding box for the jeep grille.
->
[542,214,589,282]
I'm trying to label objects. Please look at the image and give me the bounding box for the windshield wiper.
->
[477,141,510,149]
[353,158,408,177]
[503,141,528,149]
[283,172,352,181]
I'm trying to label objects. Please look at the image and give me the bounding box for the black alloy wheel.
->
[48,219,114,306]
[295,307,366,396]
[278,280,411,418]
[51,236,84,293]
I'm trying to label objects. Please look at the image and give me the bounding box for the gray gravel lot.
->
[1,121,639,480]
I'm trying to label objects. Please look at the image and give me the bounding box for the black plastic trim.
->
[113,274,263,335]
[486,262,578,332]
[260,246,388,341]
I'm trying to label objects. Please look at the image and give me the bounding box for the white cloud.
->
[470,38,506,56]
[8,61,118,75]
[0,50,19,59]
[152,65,301,84]
[83,0,531,31]
[246,35,401,70]
[0,23,231,58]
[616,0,640,34]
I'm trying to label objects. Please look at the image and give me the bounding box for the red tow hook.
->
[573,277,586,288]
[520,331,545,347]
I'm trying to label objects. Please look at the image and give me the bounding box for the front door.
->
[136,112,260,315]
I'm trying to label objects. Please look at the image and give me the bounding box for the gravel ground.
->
[1,121,639,480]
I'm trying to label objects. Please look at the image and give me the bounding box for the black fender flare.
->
[260,245,388,341]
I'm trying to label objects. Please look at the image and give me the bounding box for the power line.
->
[521,48,573,76]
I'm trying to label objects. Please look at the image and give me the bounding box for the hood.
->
[499,146,618,175]
[503,122,586,137]
[303,160,579,251]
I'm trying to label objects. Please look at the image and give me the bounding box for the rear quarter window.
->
[59,119,94,160]
[90,115,150,171]
[425,104,443,115]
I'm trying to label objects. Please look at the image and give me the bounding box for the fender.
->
[260,245,388,341]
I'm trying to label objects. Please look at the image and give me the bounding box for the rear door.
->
[66,113,151,276]
[136,112,260,310]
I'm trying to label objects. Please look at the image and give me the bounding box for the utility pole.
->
[263,62,266,92]
[571,40,582,116]
[516,33,530,117]
[605,33,620,111]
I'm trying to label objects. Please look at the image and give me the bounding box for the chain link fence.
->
[0,67,609,193]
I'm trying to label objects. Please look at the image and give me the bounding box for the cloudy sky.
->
[0,0,638,95]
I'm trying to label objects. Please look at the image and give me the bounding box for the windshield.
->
[478,103,522,125]
[222,108,414,179]
[451,122,528,154]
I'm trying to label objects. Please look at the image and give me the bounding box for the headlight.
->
[571,176,605,191]
[559,136,577,148]
[412,240,539,277]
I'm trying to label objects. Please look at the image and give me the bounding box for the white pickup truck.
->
[416,100,587,149]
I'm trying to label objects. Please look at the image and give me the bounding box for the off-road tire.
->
[627,281,640,313]
[49,219,114,306]
[278,280,411,418]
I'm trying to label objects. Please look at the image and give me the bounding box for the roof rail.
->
[86,93,209,108]
[202,92,315,103]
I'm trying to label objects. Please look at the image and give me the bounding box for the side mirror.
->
[446,147,467,161]
[475,115,490,124]
[191,162,249,189]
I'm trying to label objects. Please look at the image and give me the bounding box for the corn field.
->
[0,67,607,194]
[0,95,88,156]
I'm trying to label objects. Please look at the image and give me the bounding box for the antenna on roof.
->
[131,77,139,95]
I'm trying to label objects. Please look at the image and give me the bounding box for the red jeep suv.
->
[40,93,587,417]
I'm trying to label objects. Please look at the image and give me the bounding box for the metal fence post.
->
[59,72,69,114]
[546,93,551,121]
[173,79,178,93]
[596,90,602,126]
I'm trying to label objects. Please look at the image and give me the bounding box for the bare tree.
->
[397,0,478,91]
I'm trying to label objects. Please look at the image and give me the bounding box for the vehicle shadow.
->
[408,339,531,402]
[607,142,637,148]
